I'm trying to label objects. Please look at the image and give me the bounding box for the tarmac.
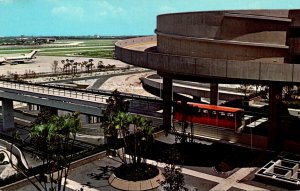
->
[0,56,128,76]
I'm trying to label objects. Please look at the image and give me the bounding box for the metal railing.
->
[0,79,163,114]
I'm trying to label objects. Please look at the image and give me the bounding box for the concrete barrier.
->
[0,139,29,169]
[115,36,300,84]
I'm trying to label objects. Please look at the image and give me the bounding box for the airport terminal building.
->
[115,10,300,152]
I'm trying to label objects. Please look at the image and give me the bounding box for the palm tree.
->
[111,112,154,166]
[29,112,81,191]
[52,60,59,74]
[81,61,88,72]
[66,59,71,73]
[69,60,74,74]
[111,112,132,164]
[72,61,78,75]
[132,115,154,164]
[87,59,94,73]
[85,63,92,73]
[63,63,70,74]
[97,60,104,69]
[102,89,129,151]
[61,60,65,73]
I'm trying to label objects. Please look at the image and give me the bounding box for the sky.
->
[1,0,300,37]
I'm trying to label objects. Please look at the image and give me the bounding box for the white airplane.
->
[0,50,38,65]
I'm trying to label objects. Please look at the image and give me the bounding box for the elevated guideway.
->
[140,76,246,101]
[0,80,108,116]
[0,80,162,131]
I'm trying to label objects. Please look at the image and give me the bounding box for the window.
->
[210,110,217,118]
[218,112,226,119]
[202,109,208,117]
[227,113,235,120]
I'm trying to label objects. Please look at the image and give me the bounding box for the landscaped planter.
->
[105,149,117,157]
[108,168,164,191]
[40,169,66,183]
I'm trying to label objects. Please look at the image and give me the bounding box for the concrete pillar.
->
[210,83,219,105]
[27,103,32,111]
[29,104,40,111]
[97,117,100,123]
[193,96,201,103]
[91,116,97,123]
[85,115,91,124]
[2,99,14,131]
[268,84,283,150]
[285,10,300,64]
[162,77,173,132]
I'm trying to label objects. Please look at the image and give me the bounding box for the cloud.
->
[46,0,59,3]
[97,1,126,16]
[158,5,177,14]
[0,0,13,4]
[52,5,85,19]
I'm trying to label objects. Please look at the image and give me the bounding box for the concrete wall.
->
[115,36,300,84]
[141,77,244,100]
[157,11,225,39]
[156,10,293,62]
[285,10,300,63]
[157,10,289,43]
[216,16,287,43]
[0,139,29,169]
[115,10,300,84]
[157,35,288,61]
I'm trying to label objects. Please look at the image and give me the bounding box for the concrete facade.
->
[115,10,300,84]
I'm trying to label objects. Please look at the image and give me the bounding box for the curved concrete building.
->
[116,10,300,84]
[115,10,300,150]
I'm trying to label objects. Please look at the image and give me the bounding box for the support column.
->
[85,115,91,124]
[96,117,101,123]
[285,10,300,64]
[268,84,283,150]
[27,103,32,111]
[210,83,219,105]
[91,116,97,123]
[162,76,173,133]
[2,99,14,131]
[193,96,201,103]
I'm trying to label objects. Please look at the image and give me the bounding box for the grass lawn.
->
[0,39,119,58]
[40,49,114,58]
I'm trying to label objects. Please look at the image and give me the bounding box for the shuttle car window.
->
[218,112,226,119]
